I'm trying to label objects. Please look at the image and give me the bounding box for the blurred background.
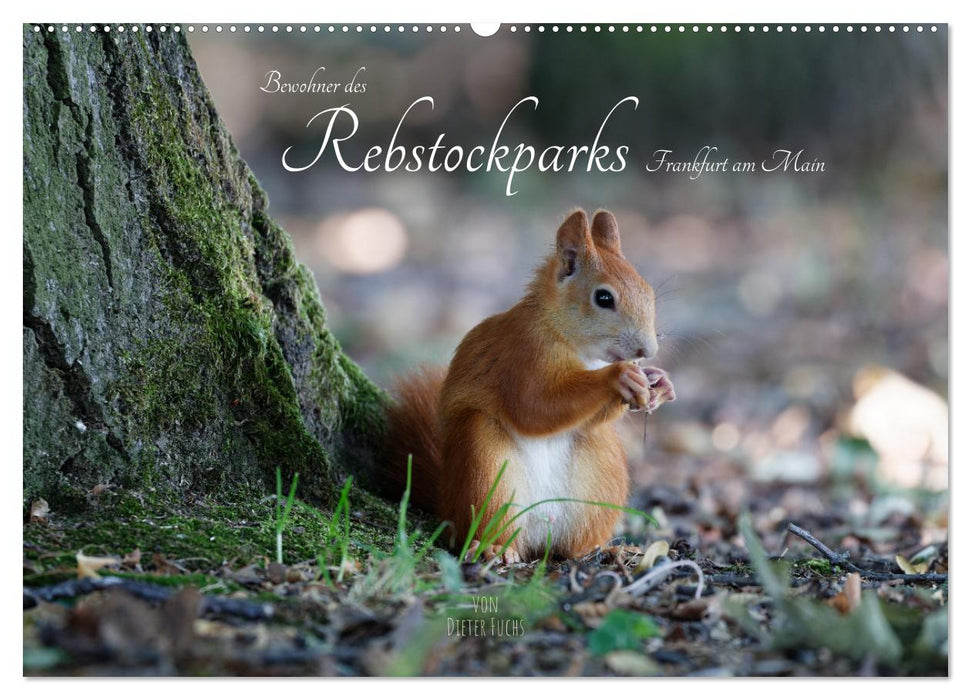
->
[190,26,947,541]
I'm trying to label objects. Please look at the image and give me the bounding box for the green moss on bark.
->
[23,24,387,513]
[23,485,408,585]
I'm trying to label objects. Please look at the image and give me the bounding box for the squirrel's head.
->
[544,209,659,365]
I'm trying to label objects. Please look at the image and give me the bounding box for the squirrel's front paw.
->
[614,363,651,409]
[641,366,676,413]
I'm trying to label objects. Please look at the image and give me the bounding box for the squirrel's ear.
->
[556,210,590,281]
[591,210,621,254]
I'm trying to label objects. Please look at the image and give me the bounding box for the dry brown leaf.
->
[605,650,660,676]
[122,547,142,568]
[894,554,915,574]
[266,561,288,585]
[339,558,361,576]
[161,588,202,658]
[671,598,709,621]
[635,540,670,574]
[673,593,724,622]
[895,554,928,575]
[286,567,309,583]
[76,551,120,579]
[29,498,50,524]
[152,552,186,576]
[572,601,609,627]
[193,618,241,641]
[849,366,948,490]
[535,614,567,632]
[908,545,938,573]
[828,572,862,614]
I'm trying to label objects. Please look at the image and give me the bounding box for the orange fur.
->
[384,209,672,561]
[383,366,446,513]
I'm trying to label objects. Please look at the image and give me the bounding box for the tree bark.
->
[22,25,386,511]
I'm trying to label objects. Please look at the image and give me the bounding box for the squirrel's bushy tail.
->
[382,366,446,513]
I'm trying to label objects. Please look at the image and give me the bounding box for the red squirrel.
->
[384,209,675,563]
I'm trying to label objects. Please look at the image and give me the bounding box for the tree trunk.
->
[22,25,386,512]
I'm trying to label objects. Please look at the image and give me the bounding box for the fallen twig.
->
[593,560,706,601]
[786,523,948,584]
[706,574,759,587]
[702,574,814,589]
[23,576,275,619]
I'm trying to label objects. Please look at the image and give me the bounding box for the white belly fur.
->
[506,430,583,554]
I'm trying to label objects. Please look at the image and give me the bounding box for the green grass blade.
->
[457,461,654,564]
[477,501,516,558]
[457,506,478,563]
[492,497,655,545]
[533,527,553,579]
[280,472,300,526]
[397,454,414,552]
[414,521,449,560]
[459,461,509,560]
[496,527,522,558]
[336,476,353,583]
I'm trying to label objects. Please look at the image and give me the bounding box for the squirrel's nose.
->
[635,337,659,360]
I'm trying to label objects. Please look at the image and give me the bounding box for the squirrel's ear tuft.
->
[591,210,621,254]
[556,210,590,281]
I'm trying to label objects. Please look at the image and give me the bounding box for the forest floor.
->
[22,410,949,677]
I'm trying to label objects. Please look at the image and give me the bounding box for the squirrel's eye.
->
[594,289,615,310]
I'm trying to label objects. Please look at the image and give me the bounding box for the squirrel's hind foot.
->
[465,540,523,566]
